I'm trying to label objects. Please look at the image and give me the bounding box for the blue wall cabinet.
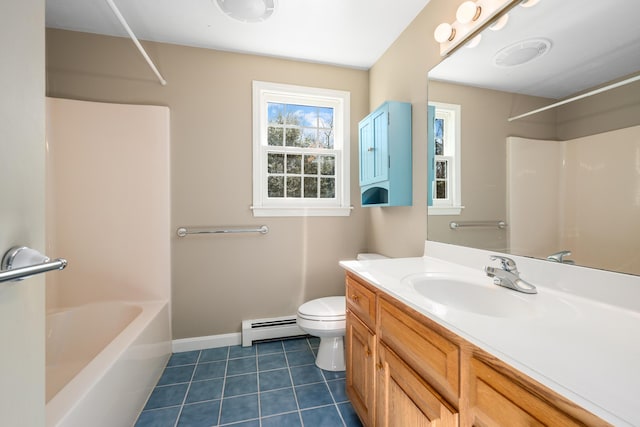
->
[359,101,412,206]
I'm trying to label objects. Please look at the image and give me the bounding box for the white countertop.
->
[340,255,640,427]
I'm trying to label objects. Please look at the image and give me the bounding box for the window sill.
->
[428,205,464,216]
[251,206,353,217]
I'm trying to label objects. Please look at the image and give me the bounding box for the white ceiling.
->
[429,0,640,99]
[45,0,430,69]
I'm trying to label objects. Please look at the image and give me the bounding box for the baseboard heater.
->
[241,315,306,347]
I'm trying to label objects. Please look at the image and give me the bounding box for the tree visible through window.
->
[252,81,351,217]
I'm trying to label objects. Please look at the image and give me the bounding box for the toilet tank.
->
[357,253,388,261]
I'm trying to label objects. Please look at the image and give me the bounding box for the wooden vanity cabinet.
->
[345,271,612,427]
[346,275,377,426]
[377,343,458,427]
[346,310,376,427]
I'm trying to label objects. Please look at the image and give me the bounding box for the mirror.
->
[427,0,640,276]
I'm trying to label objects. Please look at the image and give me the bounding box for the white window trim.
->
[252,81,351,217]
[429,101,463,216]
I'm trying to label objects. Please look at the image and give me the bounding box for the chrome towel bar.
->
[449,220,507,230]
[0,246,68,283]
[177,225,269,237]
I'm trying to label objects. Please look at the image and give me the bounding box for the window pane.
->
[301,128,318,148]
[435,118,444,155]
[268,176,284,197]
[318,107,334,129]
[287,104,317,127]
[268,127,283,146]
[320,155,335,176]
[320,178,335,198]
[268,103,285,124]
[304,177,318,198]
[318,129,334,149]
[286,154,301,174]
[436,181,447,199]
[285,128,302,146]
[304,155,318,174]
[287,177,301,197]
[436,160,447,179]
[268,153,284,173]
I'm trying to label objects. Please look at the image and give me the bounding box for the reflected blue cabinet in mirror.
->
[358,101,412,207]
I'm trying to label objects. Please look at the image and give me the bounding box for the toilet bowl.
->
[296,253,388,371]
[297,296,346,371]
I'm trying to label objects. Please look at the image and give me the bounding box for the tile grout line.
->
[216,346,231,426]
[173,349,202,427]
[255,345,262,427]
[283,340,306,427]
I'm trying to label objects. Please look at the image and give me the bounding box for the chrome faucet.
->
[484,255,537,294]
[546,250,575,264]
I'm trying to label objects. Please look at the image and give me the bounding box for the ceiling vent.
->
[215,0,276,23]
[493,38,551,68]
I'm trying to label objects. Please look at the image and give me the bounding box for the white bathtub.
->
[46,300,171,427]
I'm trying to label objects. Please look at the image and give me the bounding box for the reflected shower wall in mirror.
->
[427,0,640,276]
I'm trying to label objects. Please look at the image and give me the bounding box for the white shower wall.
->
[45,98,171,308]
[507,125,640,274]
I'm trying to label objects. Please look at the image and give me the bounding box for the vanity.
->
[341,242,640,427]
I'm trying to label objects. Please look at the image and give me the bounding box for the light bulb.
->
[456,1,481,24]
[434,23,456,43]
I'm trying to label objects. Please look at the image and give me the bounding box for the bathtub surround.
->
[45,98,172,426]
[508,127,640,275]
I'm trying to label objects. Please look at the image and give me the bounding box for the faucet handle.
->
[547,250,572,263]
[489,255,518,272]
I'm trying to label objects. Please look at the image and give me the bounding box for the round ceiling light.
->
[493,38,551,68]
[215,0,276,23]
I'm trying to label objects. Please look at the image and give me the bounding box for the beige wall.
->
[46,29,369,338]
[364,0,457,258]
[46,98,171,308]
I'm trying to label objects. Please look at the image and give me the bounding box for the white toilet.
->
[296,253,387,371]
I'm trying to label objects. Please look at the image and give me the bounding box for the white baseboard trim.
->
[172,332,241,353]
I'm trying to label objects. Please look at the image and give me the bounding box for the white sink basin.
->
[402,272,540,318]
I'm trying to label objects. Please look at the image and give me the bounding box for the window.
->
[252,81,351,216]
[428,102,462,215]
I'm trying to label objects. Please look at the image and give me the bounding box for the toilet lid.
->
[298,296,345,320]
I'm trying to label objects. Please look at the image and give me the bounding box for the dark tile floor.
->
[135,337,363,427]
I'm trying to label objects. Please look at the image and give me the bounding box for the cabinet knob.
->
[367,147,375,152]
[376,362,384,371]
[365,348,371,357]
[351,294,359,302]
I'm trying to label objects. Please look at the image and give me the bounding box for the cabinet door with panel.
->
[359,106,389,187]
[346,310,376,427]
[377,343,458,427]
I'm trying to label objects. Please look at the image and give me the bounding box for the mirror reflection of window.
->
[428,102,462,215]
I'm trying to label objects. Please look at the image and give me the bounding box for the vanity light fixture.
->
[456,1,482,24]
[433,0,520,56]
[434,23,456,43]
[215,0,276,23]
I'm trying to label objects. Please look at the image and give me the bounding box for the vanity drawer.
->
[466,352,611,427]
[346,273,377,329]
[378,295,460,401]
